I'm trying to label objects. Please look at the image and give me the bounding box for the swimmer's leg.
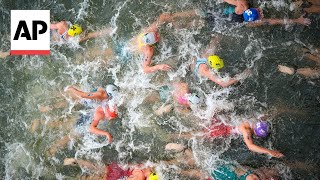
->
[64,158,106,174]
[30,117,75,133]
[47,132,80,156]
[154,104,173,116]
[87,47,114,58]
[308,0,320,6]
[0,51,10,59]
[38,101,68,113]
[142,91,161,104]
[305,53,320,64]
[297,68,320,78]
[178,169,202,179]
[168,132,196,140]
[304,5,320,13]
[278,65,295,75]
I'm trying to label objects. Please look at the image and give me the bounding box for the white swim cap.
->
[142,32,157,45]
[187,93,201,105]
[106,84,119,100]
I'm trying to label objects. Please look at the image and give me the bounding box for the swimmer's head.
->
[187,93,201,105]
[68,24,83,37]
[243,8,260,22]
[254,121,269,138]
[142,31,160,45]
[208,55,224,70]
[106,84,119,100]
[148,172,158,180]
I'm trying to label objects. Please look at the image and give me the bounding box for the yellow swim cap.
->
[68,24,82,37]
[208,55,224,70]
[149,172,158,180]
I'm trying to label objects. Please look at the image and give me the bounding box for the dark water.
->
[0,0,320,179]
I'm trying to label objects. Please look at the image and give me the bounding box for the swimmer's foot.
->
[278,65,295,75]
[38,105,53,113]
[0,51,10,59]
[165,143,185,152]
[30,119,40,133]
[63,158,77,166]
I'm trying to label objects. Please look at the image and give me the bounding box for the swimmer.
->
[220,0,312,26]
[63,158,158,180]
[294,0,320,14]
[278,47,320,79]
[87,84,119,143]
[51,21,113,43]
[223,0,249,23]
[143,82,202,116]
[130,11,198,74]
[190,36,251,88]
[171,115,284,158]
[30,114,86,156]
[278,65,320,79]
[0,21,112,59]
[164,144,280,179]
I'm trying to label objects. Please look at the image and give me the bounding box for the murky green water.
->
[0,0,320,179]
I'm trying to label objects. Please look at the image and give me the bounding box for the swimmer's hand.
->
[296,14,311,26]
[105,132,113,143]
[268,150,284,158]
[157,64,172,71]
[0,51,10,59]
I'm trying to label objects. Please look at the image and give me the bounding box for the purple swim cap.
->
[254,121,269,137]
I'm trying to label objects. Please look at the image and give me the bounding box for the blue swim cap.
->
[243,8,259,22]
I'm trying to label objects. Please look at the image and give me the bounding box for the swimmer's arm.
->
[201,67,238,88]
[66,86,106,100]
[50,24,58,29]
[201,36,220,57]
[224,0,238,6]
[90,110,113,142]
[239,126,271,155]
[79,27,113,43]
[50,21,67,29]
[142,46,160,73]
[247,16,311,27]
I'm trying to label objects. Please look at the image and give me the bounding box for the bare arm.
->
[224,0,238,6]
[142,46,171,73]
[201,36,220,57]
[239,123,284,158]
[247,15,311,27]
[199,66,238,88]
[79,27,113,43]
[66,86,107,100]
[89,108,113,143]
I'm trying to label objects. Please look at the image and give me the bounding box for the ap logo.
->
[11,10,50,55]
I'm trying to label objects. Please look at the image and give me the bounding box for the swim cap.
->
[187,93,201,105]
[142,32,157,45]
[149,172,158,180]
[68,24,83,37]
[254,121,269,137]
[208,55,224,70]
[243,8,259,22]
[106,84,119,100]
